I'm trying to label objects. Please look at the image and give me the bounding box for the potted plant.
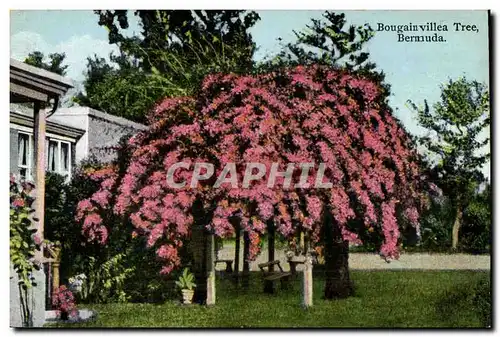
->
[52,285,77,320]
[175,268,196,304]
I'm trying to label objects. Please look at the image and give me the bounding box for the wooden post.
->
[302,252,313,308]
[242,231,250,288]
[33,102,46,262]
[267,220,275,272]
[50,246,61,295]
[233,219,241,282]
[52,262,60,294]
[206,234,216,305]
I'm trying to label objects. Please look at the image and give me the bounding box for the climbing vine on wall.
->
[10,175,41,289]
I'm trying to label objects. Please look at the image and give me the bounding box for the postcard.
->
[9,9,491,328]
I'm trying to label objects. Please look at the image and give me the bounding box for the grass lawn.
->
[47,270,490,328]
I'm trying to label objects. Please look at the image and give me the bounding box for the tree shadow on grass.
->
[435,278,491,328]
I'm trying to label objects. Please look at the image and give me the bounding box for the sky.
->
[10,10,490,177]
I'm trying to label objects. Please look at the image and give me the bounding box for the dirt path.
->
[216,246,490,272]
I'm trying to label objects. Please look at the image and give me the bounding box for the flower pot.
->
[60,311,69,321]
[181,289,194,304]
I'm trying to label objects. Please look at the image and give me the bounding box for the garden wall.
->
[10,265,46,327]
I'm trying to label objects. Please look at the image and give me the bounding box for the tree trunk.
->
[323,213,354,299]
[190,199,207,304]
[452,207,462,250]
[206,234,216,305]
[191,222,207,304]
[242,231,250,288]
[268,220,275,271]
[233,219,241,283]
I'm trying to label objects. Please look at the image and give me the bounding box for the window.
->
[16,132,72,181]
[47,139,71,179]
[47,140,58,171]
[17,132,33,181]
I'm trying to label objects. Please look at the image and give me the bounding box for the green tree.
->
[258,12,389,94]
[24,51,68,76]
[96,10,259,74]
[407,77,490,249]
[74,10,260,124]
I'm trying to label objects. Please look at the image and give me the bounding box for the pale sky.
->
[10,10,490,177]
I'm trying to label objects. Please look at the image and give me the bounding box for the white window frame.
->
[47,138,72,181]
[13,127,73,182]
[17,132,34,182]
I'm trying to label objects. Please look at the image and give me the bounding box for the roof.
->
[53,106,148,131]
[10,58,74,87]
[10,58,74,103]
[10,110,85,139]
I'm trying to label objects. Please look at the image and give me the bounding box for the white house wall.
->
[48,108,89,164]
[51,107,146,164]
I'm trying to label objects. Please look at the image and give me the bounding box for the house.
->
[9,58,146,327]
[10,58,73,328]
[10,104,146,182]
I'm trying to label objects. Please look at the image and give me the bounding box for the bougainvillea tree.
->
[76,64,429,299]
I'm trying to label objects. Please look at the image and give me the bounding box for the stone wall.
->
[10,266,46,327]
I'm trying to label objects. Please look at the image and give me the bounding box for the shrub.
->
[410,195,453,252]
[45,161,177,304]
[76,253,135,304]
[460,185,491,254]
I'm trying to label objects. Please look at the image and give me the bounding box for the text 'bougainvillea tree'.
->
[76,65,429,275]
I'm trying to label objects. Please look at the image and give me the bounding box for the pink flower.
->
[257,201,274,220]
[91,190,111,208]
[12,198,25,208]
[52,285,77,317]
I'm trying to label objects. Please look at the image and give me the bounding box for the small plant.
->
[68,274,87,294]
[175,268,196,291]
[52,285,77,320]
[75,253,134,304]
[175,268,196,304]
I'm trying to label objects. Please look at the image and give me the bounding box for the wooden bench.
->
[214,259,233,273]
[258,260,292,293]
[288,259,305,275]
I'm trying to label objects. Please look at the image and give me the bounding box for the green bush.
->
[412,196,453,251]
[75,253,134,303]
[44,161,181,304]
[460,185,491,254]
[399,185,490,254]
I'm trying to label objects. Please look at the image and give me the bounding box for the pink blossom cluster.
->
[52,285,77,318]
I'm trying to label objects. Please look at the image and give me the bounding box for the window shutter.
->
[10,128,18,175]
[71,143,76,173]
